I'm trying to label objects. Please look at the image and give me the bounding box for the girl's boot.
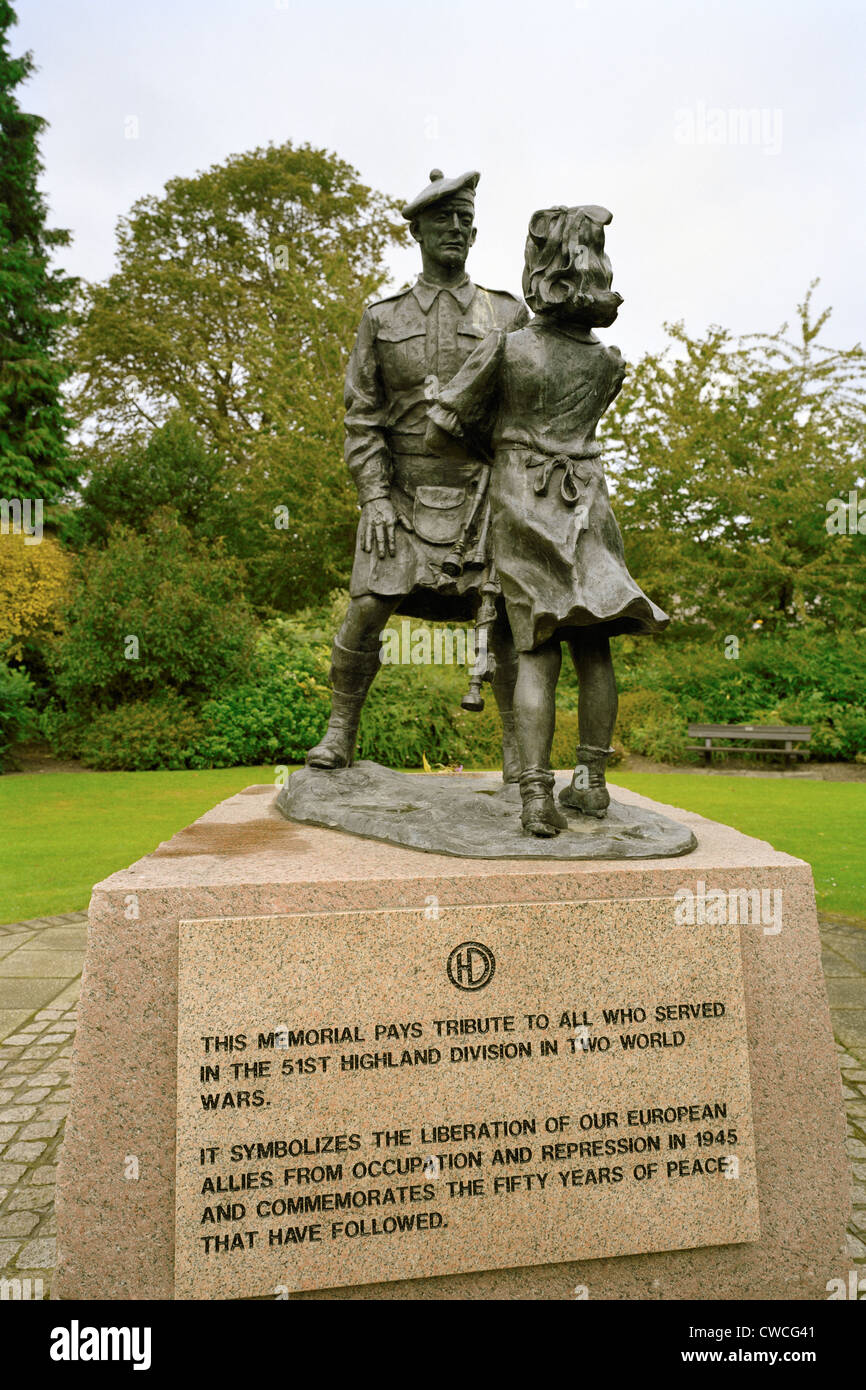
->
[559,744,612,818]
[520,766,568,837]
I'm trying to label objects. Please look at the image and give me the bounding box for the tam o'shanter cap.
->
[402,169,480,220]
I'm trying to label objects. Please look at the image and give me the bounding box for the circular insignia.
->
[446,941,496,992]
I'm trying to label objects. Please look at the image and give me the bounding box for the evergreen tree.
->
[0,0,76,500]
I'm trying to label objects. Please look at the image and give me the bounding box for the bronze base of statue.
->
[277,761,696,860]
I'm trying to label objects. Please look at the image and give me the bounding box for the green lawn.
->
[610,773,865,924]
[0,767,863,926]
[1,767,281,922]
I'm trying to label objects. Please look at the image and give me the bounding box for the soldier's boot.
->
[490,638,521,784]
[305,640,381,769]
[499,710,522,784]
[520,766,568,837]
[559,744,613,819]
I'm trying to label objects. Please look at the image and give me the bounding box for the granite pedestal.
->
[54,780,849,1300]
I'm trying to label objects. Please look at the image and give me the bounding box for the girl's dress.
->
[429,319,669,651]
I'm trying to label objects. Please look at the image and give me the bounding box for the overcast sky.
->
[14,0,865,359]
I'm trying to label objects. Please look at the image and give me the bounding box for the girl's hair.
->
[522,204,623,324]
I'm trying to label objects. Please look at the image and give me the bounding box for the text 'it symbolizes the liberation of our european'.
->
[447,941,496,991]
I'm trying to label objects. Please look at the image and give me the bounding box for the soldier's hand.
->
[361,497,397,558]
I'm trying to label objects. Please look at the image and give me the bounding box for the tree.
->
[69,142,408,610]
[63,413,229,550]
[0,1,76,499]
[603,284,866,633]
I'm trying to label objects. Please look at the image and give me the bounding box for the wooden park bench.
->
[686,724,812,768]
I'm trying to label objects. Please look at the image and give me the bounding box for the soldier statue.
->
[306,169,528,777]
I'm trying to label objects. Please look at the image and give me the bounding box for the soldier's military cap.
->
[401,169,480,221]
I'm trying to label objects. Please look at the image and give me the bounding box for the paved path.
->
[0,910,864,1298]
[0,913,84,1294]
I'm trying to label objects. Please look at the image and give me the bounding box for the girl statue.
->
[426,205,668,838]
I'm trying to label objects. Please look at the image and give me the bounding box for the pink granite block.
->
[54,783,849,1300]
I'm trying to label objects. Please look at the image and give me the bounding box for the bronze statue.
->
[306,170,527,778]
[426,205,669,837]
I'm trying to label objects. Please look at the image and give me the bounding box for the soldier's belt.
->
[388,431,472,460]
[390,452,483,493]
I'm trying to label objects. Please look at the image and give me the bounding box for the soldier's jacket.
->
[344,275,528,610]
[345,276,529,505]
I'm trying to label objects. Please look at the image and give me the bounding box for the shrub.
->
[39,700,84,760]
[187,617,333,768]
[828,705,866,761]
[612,629,866,762]
[193,671,332,768]
[74,694,202,771]
[747,693,866,762]
[51,509,257,715]
[551,710,582,768]
[614,688,689,763]
[240,606,489,770]
[451,700,508,768]
[0,530,71,660]
[43,594,866,770]
[0,662,36,764]
[358,661,467,768]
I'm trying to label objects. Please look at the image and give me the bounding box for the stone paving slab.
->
[0,1010,35,1041]
[0,978,72,1011]
[25,928,87,951]
[0,907,862,1300]
[822,951,862,978]
[0,951,87,977]
[0,938,38,962]
[822,919,866,971]
[827,978,866,1009]
[833,1014,866,1060]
